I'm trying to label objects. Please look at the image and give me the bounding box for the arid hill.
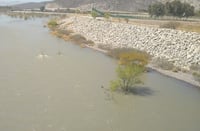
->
[54,0,200,11]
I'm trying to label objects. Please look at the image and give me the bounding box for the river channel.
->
[0,15,200,131]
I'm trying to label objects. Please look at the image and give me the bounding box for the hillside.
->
[54,0,200,11]
[11,1,52,10]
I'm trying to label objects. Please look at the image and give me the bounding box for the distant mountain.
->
[0,0,52,6]
[11,1,52,10]
[9,0,200,12]
[54,0,200,11]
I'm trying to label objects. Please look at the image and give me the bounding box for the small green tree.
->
[110,64,144,92]
[40,6,45,12]
[165,0,194,18]
[110,51,149,92]
[182,3,194,17]
[149,0,194,18]
[148,2,165,17]
[169,0,183,17]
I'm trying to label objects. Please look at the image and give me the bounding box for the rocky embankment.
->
[59,16,200,70]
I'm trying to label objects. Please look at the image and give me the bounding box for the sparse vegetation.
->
[48,19,58,28]
[193,72,200,83]
[91,11,98,19]
[104,12,110,20]
[57,29,73,36]
[190,64,200,71]
[152,57,175,70]
[195,10,200,17]
[124,18,129,23]
[97,44,112,51]
[69,34,87,44]
[109,48,149,93]
[49,26,95,47]
[190,64,200,83]
[160,21,180,29]
[107,48,149,60]
[110,64,145,92]
[70,34,95,46]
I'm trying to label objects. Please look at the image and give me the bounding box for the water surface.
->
[0,15,200,131]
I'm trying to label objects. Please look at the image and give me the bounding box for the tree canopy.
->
[110,50,149,92]
[148,0,194,18]
[148,2,165,17]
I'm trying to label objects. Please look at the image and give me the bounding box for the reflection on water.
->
[0,15,200,131]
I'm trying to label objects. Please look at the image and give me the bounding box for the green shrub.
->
[110,49,149,93]
[69,34,87,44]
[91,11,98,19]
[57,29,73,36]
[48,20,58,28]
[69,34,94,46]
[86,40,95,46]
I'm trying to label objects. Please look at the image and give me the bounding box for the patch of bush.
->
[48,20,58,28]
[110,49,150,93]
[57,29,73,36]
[69,34,87,44]
[152,57,174,70]
[193,72,200,83]
[97,44,112,51]
[86,40,95,46]
[195,10,200,17]
[190,64,200,72]
[107,48,149,59]
[160,22,180,29]
[107,48,150,68]
[69,34,95,46]
[191,64,200,83]
[172,67,181,73]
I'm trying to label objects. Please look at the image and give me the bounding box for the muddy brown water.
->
[0,15,200,131]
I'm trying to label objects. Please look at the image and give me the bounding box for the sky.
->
[0,0,51,5]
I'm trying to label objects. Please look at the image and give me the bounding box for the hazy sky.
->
[0,0,51,5]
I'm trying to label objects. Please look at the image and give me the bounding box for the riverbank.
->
[49,15,200,88]
[86,44,200,88]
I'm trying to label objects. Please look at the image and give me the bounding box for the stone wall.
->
[59,16,200,70]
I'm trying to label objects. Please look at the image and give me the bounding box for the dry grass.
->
[50,27,95,47]
[110,17,200,33]
[193,72,200,83]
[151,57,175,70]
[177,24,200,33]
[107,48,150,63]
[98,44,112,51]
[190,64,200,71]
[160,22,180,29]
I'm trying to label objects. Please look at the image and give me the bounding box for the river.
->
[0,15,200,131]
